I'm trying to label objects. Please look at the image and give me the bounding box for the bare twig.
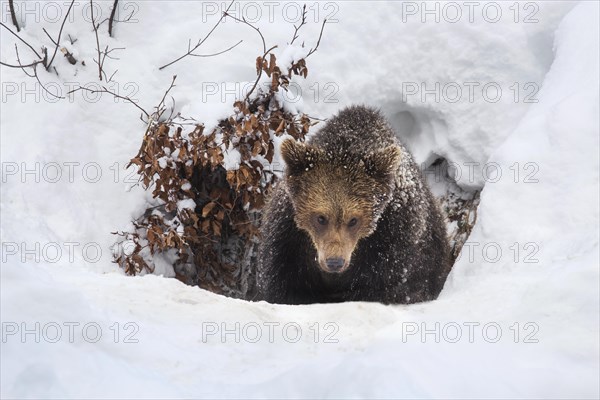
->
[188,40,243,58]
[90,0,103,80]
[224,13,267,55]
[303,114,328,122]
[223,12,277,101]
[158,0,235,70]
[0,22,42,59]
[107,69,118,82]
[306,19,327,58]
[9,0,19,32]
[96,45,125,82]
[98,8,134,29]
[46,0,75,71]
[0,59,42,69]
[42,28,58,46]
[31,65,64,99]
[290,4,307,45]
[67,76,178,122]
[153,75,178,119]
[68,85,149,118]
[13,45,64,99]
[108,0,118,37]
[13,45,35,78]
[89,1,126,81]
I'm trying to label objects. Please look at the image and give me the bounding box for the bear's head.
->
[280,138,402,274]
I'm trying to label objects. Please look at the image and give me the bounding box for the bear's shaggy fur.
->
[257,105,451,304]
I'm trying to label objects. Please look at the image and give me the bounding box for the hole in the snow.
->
[422,155,481,265]
[390,110,418,139]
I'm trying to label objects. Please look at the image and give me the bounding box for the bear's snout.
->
[316,240,353,273]
[325,257,346,272]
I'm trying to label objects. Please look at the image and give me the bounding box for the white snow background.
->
[1,1,599,398]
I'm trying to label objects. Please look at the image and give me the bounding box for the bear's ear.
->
[280,139,321,176]
[364,145,403,182]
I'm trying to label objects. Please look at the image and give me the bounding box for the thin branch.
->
[90,0,103,80]
[188,40,243,58]
[46,0,75,71]
[306,19,327,58]
[126,76,181,175]
[88,4,124,81]
[0,60,42,69]
[289,4,307,45]
[153,75,178,119]
[14,45,63,99]
[103,46,126,59]
[223,12,276,102]
[97,8,134,29]
[42,28,58,46]
[32,65,64,99]
[3,44,37,76]
[9,0,19,32]
[244,44,276,101]
[108,0,118,37]
[107,69,118,82]
[223,13,267,54]
[96,45,125,82]
[158,0,234,70]
[14,44,36,76]
[303,114,328,122]
[14,46,36,78]
[68,85,149,118]
[0,22,41,59]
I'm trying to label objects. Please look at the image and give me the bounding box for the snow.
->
[1,1,598,398]
[177,198,197,211]
[223,146,241,171]
[301,1,576,188]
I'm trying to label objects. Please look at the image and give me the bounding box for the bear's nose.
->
[325,257,345,272]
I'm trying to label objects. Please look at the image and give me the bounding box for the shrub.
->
[113,52,316,299]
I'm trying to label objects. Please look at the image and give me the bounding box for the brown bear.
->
[257,105,451,304]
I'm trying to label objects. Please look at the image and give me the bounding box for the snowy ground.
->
[1,1,599,398]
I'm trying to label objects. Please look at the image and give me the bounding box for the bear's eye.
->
[348,217,358,227]
[317,215,328,225]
